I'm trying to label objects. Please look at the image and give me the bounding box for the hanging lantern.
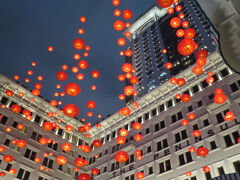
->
[65,83,81,96]
[203,166,210,173]
[114,20,124,31]
[73,39,85,50]
[93,140,102,148]
[114,9,121,17]
[115,151,129,163]
[119,107,131,116]
[132,122,142,130]
[78,173,91,180]
[5,89,14,96]
[193,130,201,137]
[176,78,186,86]
[196,57,207,66]
[130,77,139,84]
[177,38,196,56]
[65,125,73,132]
[17,140,27,148]
[119,94,125,100]
[11,104,21,113]
[56,156,67,165]
[124,86,134,96]
[181,119,189,126]
[215,88,224,95]
[135,150,141,156]
[34,157,41,163]
[157,0,173,8]
[206,76,214,84]
[136,172,145,179]
[188,113,196,120]
[196,147,208,157]
[214,94,227,104]
[116,136,126,144]
[56,71,67,81]
[78,126,86,133]
[86,100,96,109]
[175,94,181,99]
[39,137,48,145]
[122,9,132,20]
[189,146,196,152]
[74,158,85,167]
[181,94,191,103]
[62,143,72,152]
[165,62,172,69]
[134,134,143,142]
[78,60,88,69]
[136,155,143,160]
[42,121,53,131]
[184,28,196,39]
[80,17,86,22]
[91,70,100,78]
[224,111,234,121]
[122,63,133,73]
[119,129,128,137]
[176,29,185,37]
[112,0,120,6]
[196,49,208,59]
[192,66,203,75]
[3,155,13,163]
[170,17,181,28]
[167,7,174,14]
[91,168,100,175]
[118,74,125,81]
[22,109,31,116]
[0,146,6,152]
[170,77,177,84]
[125,49,132,56]
[186,171,192,176]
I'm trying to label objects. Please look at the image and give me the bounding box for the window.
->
[218,166,225,175]
[224,131,239,147]
[197,100,203,107]
[171,115,177,123]
[188,106,193,112]
[4,138,10,146]
[216,113,224,123]
[5,163,12,171]
[149,166,153,175]
[155,123,160,131]
[147,146,151,153]
[159,104,165,112]
[0,115,8,125]
[192,85,199,93]
[224,135,233,147]
[24,148,37,161]
[42,157,53,169]
[201,80,208,88]
[193,124,199,130]
[112,131,116,139]
[106,134,110,142]
[220,68,229,77]
[16,168,30,180]
[179,152,192,166]
[138,117,142,123]
[66,167,71,175]
[65,132,70,140]
[157,138,168,151]
[167,100,173,108]
[48,142,58,151]
[105,149,108,155]
[152,108,157,116]
[145,128,150,135]
[175,130,187,143]
[230,83,239,92]
[233,160,240,172]
[34,115,41,124]
[31,131,42,142]
[160,120,165,129]
[210,141,217,150]
[0,96,9,104]
[203,119,209,127]
[57,128,63,136]
[205,172,212,180]
[159,159,171,174]
[38,176,48,180]
[145,113,149,120]
[103,166,107,173]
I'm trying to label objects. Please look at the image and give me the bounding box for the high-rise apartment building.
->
[124,0,220,104]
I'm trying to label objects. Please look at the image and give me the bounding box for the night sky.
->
[0,0,155,125]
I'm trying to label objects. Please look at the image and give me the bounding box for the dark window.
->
[177,112,183,120]
[192,85,199,93]
[201,80,208,88]
[0,96,9,104]
[175,133,181,143]
[157,141,162,151]
[145,113,149,120]
[197,100,203,107]
[230,83,239,92]
[159,162,164,173]
[167,100,173,108]
[216,113,224,123]
[58,129,63,136]
[5,163,12,171]
[0,115,8,125]
[171,115,177,123]
[149,167,153,175]
[218,167,225,175]
[191,176,197,180]
[104,166,107,173]
[220,68,229,77]
[160,121,165,129]
[188,106,193,112]
[193,124,199,130]
[138,117,142,123]
[224,135,233,147]
[181,130,187,140]
[147,146,151,153]
[232,131,240,143]
[12,121,18,128]
[205,172,212,180]
[186,152,192,163]
[233,160,240,172]
[179,154,185,165]
[34,115,41,124]
[165,160,171,171]
[152,108,157,116]
[16,168,24,179]
[4,139,10,146]
[208,94,214,100]
[155,123,160,131]
[159,104,164,112]
[203,119,209,127]
[145,128,150,134]
[163,139,168,148]
[210,141,217,150]
[130,154,134,163]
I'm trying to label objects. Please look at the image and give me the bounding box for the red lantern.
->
[74,158,85,167]
[91,85,96,91]
[80,17,86,23]
[196,57,207,66]
[62,64,68,70]
[181,119,189,126]
[9,168,17,175]
[42,121,53,131]
[32,89,40,96]
[184,28,196,39]
[125,49,132,56]
[206,77,214,84]
[136,172,144,179]
[11,104,21,113]
[13,75,20,80]
[112,0,120,6]
[203,166,210,172]
[22,109,31,116]
[135,150,141,156]
[6,127,12,132]
[114,9,121,16]
[215,88,223,95]
[56,156,67,165]
[56,71,67,81]
[78,28,84,34]
[86,100,96,109]
[115,151,129,163]
[0,146,6,152]
[132,122,142,130]
[91,70,100,78]
[134,134,143,142]
[119,129,128,137]
[35,83,42,90]
[175,94,181,99]
[96,123,101,128]
[157,0,173,8]
[177,38,196,56]
[39,137,48,145]
[130,77,139,84]
[73,39,85,50]
[5,89,14,96]
[3,155,13,163]
[48,46,53,52]
[122,63,133,73]
[72,67,79,73]
[214,94,227,104]
[182,21,189,27]
[165,62,172,69]
[78,126,86,133]
[136,155,143,160]
[125,72,133,79]
[170,77,177,84]
[179,13,185,19]
[189,146,196,152]
[119,107,131,116]
[74,168,79,172]
[192,66,203,75]
[176,29,185,37]
[91,168,100,175]
[188,113,196,120]
[196,49,208,59]
[118,74,125,81]
[196,147,208,157]
[116,136,126,144]
[170,17,181,28]
[176,78,185,86]
[167,7,174,14]
[0,172,6,177]
[181,94,191,103]
[65,83,81,96]
[124,86,134,96]
[66,125,73,132]
[34,157,41,163]
[224,111,234,121]
[93,140,102,148]
[114,20,124,31]
[193,130,201,137]
[17,140,26,148]
[78,60,88,69]
[78,173,91,180]
[117,38,126,46]
[122,9,132,20]
[186,171,192,176]
[62,143,72,152]
[119,94,125,100]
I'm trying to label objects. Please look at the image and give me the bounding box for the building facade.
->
[124,0,220,104]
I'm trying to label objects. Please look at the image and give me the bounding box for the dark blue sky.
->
[0,0,155,125]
